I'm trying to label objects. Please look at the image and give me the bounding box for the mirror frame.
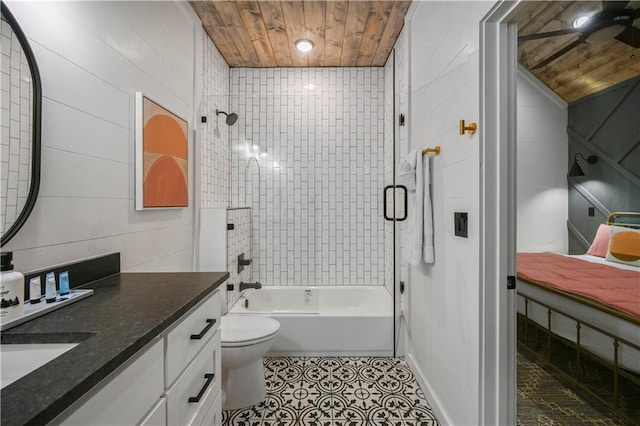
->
[1,2,42,247]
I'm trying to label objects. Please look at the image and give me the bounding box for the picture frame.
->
[135,92,189,210]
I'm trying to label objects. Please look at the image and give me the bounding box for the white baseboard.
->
[405,349,451,426]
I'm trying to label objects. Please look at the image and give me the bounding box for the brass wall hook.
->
[459,120,477,135]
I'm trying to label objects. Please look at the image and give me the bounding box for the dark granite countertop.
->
[0,272,229,426]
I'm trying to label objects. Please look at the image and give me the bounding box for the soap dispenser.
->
[0,251,24,323]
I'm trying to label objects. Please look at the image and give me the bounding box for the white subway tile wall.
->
[1,16,33,233]
[225,208,252,311]
[230,67,389,287]
[383,57,395,295]
[200,34,229,208]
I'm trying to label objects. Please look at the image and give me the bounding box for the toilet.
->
[220,314,280,410]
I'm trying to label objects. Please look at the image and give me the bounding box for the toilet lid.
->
[221,315,280,345]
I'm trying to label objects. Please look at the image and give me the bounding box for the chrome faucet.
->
[239,281,262,291]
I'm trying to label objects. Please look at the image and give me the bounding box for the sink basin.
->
[0,343,78,389]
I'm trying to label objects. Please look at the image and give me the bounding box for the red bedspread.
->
[517,252,640,320]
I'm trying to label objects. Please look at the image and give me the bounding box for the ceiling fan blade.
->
[530,38,584,70]
[615,25,640,47]
[602,0,630,11]
[519,28,580,42]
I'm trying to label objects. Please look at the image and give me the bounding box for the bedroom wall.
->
[567,75,640,254]
[400,2,495,425]
[2,1,200,273]
[516,67,568,253]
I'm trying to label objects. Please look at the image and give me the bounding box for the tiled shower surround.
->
[224,208,252,311]
[200,32,229,209]
[1,15,33,233]
[231,68,389,287]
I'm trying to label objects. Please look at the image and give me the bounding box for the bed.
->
[516,212,640,418]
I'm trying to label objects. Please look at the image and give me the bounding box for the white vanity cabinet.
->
[59,338,165,426]
[165,290,222,426]
[57,289,222,426]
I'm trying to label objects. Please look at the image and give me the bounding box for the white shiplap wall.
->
[517,67,568,253]
[2,1,199,273]
[401,2,495,425]
[230,67,387,287]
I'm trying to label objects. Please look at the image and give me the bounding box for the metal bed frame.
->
[517,212,640,424]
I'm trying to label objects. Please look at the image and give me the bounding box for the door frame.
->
[479,1,519,424]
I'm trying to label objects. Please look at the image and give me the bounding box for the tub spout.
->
[239,281,262,291]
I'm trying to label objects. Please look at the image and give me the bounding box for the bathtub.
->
[229,286,394,356]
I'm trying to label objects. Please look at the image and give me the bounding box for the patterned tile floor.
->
[223,357,439,426]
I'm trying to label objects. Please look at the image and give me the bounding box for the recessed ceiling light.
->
[295,39,314,52]
[573,15,590,28]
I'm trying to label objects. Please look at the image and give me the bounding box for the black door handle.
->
[383,185,408,221]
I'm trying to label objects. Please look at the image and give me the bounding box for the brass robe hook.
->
[460,120,477,135]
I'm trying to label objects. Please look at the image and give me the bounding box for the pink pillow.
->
[586,224,610,257]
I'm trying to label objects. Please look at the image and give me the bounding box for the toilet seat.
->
[221,315,280,348]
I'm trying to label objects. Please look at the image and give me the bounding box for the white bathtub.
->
[229,286,394,356]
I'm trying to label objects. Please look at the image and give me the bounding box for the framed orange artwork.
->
[135,93,188,210]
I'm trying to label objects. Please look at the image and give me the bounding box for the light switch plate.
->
[454,212,468,238]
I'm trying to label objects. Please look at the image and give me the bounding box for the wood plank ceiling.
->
[514,1,640,103]
[189,1,411,67]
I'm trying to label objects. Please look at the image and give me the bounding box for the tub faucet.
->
[239,281,262,291]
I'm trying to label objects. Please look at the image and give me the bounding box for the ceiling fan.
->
[519,0,640,69]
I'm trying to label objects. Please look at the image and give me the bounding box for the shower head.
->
[216,109,238,126]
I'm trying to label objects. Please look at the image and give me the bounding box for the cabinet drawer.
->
[61,339,163,425]
[138,397,166,426]
[166,331,220,426]
[197,391,222,426]
[166,290,221,386]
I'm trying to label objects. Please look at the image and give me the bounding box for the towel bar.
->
[422,146,440,155]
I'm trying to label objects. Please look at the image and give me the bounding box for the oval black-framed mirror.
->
[1,2,41,247]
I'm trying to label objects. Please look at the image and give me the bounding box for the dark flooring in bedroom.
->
[222,357,439,426]
[517,347,640,426]
[517,316,640,426]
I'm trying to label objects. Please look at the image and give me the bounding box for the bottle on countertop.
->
[45,272,57,303]
[59,271,70,298]
[29,276,42,304]
[0,251,24,323]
